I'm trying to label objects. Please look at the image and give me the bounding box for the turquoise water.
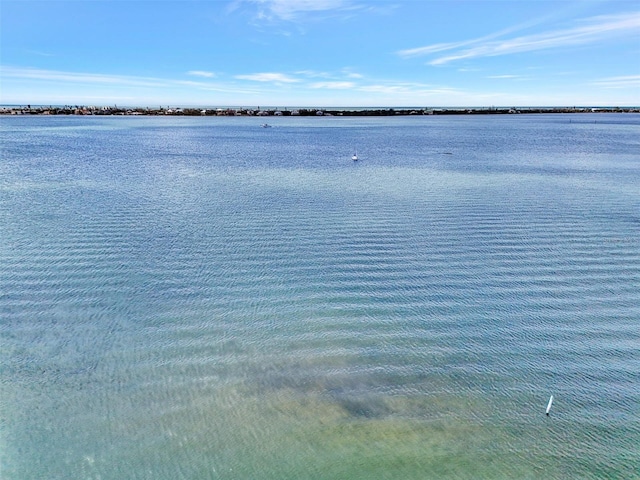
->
[1,114,639,479]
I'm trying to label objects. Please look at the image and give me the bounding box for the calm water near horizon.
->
[1,114,639,479]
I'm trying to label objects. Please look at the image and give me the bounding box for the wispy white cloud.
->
[0,66,258,96]
[187,70,216,78]
[358,82,460,96]
[235,72,300,83]
[487,74,527,79]
[1,66,170,88]
[295,69,332,78]
[310,81,355,89]
[399,11,640,66]
[341,67,363,79]
[397,9,567,58]
[295,68,363,81]
[350,81,505,106]
[240,0,357,22]
[399,40,478,58]
[25,49,55,57]
[591,75,640,89]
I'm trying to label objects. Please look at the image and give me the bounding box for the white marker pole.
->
[546,395,554,416]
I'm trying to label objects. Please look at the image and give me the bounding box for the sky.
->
[1,0,639,107]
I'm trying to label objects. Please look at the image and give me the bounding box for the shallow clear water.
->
[1,114,639,479]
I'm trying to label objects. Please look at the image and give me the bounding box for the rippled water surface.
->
[1,114,639,479]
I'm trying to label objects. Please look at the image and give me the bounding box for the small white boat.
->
[352,150,358,161]
[261,123,272,128]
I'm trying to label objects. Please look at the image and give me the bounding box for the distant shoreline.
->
[2,106,638,116]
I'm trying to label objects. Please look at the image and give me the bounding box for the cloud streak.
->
[592,75,640,89]
[187,70,216,78]
[487,74,527,79]
[310,81,355,89]
[399,11,640,65]
[2,66,170,88]
[241,0,355,22]
[0,66,259,96]
[234,72,300,83]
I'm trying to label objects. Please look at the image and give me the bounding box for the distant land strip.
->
[2,106,638,116]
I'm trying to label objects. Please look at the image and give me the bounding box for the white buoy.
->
[546,395,554,416]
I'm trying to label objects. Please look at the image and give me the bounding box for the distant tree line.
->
[2,106,637,116]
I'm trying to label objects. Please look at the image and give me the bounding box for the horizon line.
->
[2,104,639,109]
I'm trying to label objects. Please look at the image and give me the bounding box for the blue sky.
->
[1,0,639,107]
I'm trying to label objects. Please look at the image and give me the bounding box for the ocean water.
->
[1,113,638,479]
